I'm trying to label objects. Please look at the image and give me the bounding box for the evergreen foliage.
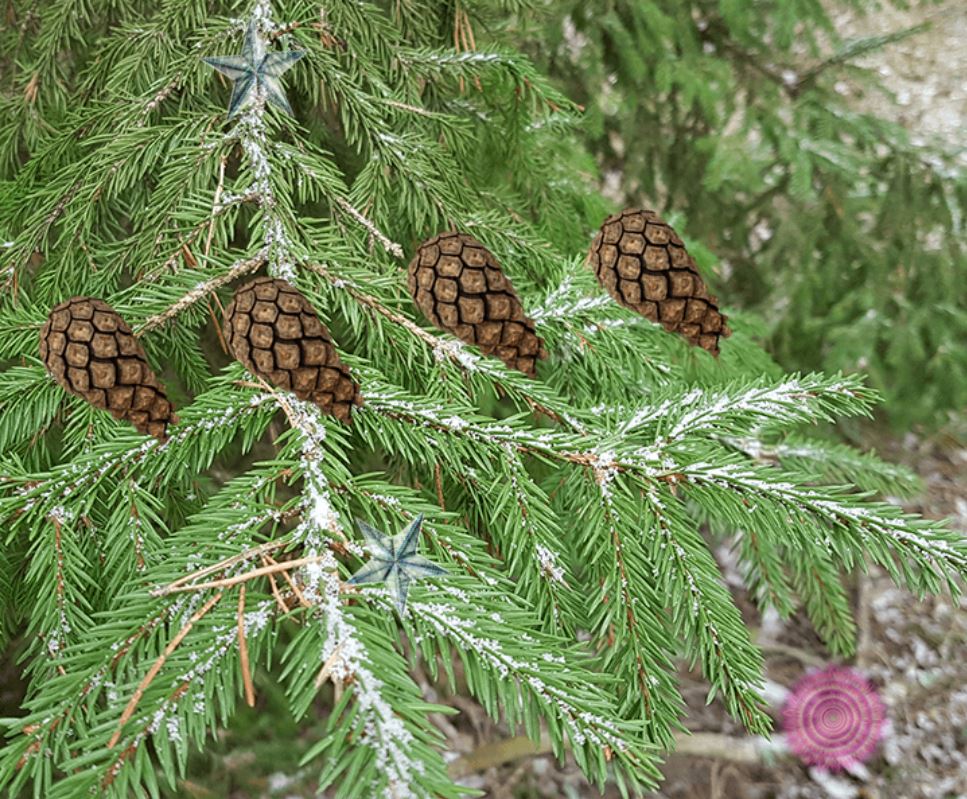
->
[0,1,962,796]
[532,0,967,426]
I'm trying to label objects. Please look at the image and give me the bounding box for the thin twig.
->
[237,585,256,707]
[266,554,312,608]
[448,730,774,779]
[855,572,874,669]
[204,156,228,261]
[434,462,446,511]
[382,98,438,117]
[207,298,230,354]
[302,261,575,429]
[303,262,451,350]
[138,78,180,125]
[160,538,290,593]
[153,555,336,596]
[314,641,346,689]
[332,196,404,257]
[262,556,291,615]
[135,250,267,337]
[760,641,828,669]
[108,592,224,749]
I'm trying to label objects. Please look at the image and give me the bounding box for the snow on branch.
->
[641,483,766,727]
[503,444,567,588]
[278,395,422,797]
[682,461,967,574]
[301,262,586,430]
[227,105,296,281]
[410,599,628,752]
[361,386,689,499]
[15,495,289,776]
[618,374,873,442]
[331,196,404,258]
[530,277,612,322]
[8,392,275,517]
[103,598,275,788]
[135,249,268,335]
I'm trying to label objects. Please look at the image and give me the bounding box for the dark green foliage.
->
[531,0,967,426]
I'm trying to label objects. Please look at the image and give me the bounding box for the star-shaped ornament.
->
[202,22,304,118]
[348,514,446,615]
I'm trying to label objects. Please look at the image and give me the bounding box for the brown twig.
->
[314,641,346,689]
[138,78,181,125]
[159,538,290,594]
[262,556,292,615]
[302,261,583,434]
[266,554,312,608]
[448,730,770,779]
[207,298,230,354]
[237,585,256,707]
[331,196,404,257]
[135,250,267,337]
[204,155,227,261]
[855,572,874,669]
[269,21,301,40]
[152,555,336,596]
[108,592,224,749]
[759,641,828,669]
[434,462,446,511]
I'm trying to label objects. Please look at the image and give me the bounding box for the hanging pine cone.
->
[587,209,730,356]
[223,276,362,423]
[407,232,546,377]
[39,298,178,441]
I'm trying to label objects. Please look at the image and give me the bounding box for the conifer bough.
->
[4,2,967,798]
[408,231,547,377]
[223,276,361,423]
[39,297,177,441]
[588,208,730,355]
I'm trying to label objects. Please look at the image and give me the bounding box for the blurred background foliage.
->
[518,0,966,429]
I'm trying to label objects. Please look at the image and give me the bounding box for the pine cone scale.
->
[408,232,546,377]
[40,297,178,441]
[223,277,361,424]
[588,208,731,356]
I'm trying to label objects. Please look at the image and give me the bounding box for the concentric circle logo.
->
[782,666,886,770]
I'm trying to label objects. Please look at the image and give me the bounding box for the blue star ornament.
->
[203,22,304,118]
[348,514,446,615]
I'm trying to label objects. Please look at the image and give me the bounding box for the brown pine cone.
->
[39,297,178,441]
[587,209,731,356]
[223,276,361,424]
[407,232,547,377]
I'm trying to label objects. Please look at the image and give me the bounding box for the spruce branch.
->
[302,261,586,429]
[2,2,964,797]
[134,249,268,336]
[331,195,404,257]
